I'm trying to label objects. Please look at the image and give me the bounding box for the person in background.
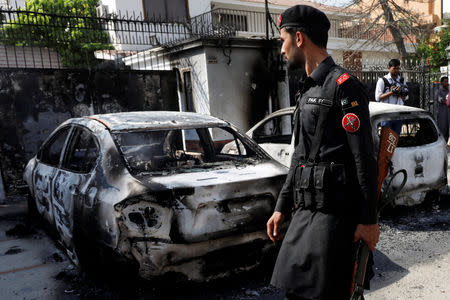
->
[436,76,449,143]
[375,59,408,134]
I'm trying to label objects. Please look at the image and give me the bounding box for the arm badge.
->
[342,113,360,133]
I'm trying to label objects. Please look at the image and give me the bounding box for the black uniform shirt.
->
[275,56,378,224]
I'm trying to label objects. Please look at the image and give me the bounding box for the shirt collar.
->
[387,73,400,81]
[309,56,335,85]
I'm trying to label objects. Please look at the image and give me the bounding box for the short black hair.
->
[441,76,448,83]
[284,26,328,49]
[388,59,401,68]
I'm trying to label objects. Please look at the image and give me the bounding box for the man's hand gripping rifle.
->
[350,127,408,300]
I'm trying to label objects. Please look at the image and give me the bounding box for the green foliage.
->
[0,0,113,68]
[415,21,450,72]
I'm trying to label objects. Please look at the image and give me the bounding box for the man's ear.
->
[295,31,304,48]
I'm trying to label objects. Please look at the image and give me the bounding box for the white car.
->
[247,102,448,206]
[23,111,287,281]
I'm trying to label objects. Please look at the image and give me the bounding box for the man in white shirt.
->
[375,59,408,134]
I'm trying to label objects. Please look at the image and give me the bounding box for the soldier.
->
[266,5,380,300]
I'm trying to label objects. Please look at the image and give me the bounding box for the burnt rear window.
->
[377,117,438,147]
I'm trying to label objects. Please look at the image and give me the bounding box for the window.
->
[252,114,293,144]
[376,117,438,147]
[113,126,258,175]
[143,0,188,21]
[39,126,71,167]
[212,12,248,31]
[63,128,99,173]
[212,127,247,156]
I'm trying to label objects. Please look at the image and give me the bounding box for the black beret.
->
[277,5,330,33]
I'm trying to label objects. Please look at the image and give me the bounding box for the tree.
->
[328,0,435,62]
[415,22,450,72]
[0,0,113,68]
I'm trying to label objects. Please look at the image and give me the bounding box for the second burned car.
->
[23,111,287,281]
[247,102,447,206]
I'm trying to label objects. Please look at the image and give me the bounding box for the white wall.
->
[99,0,143,16]
[189,0,213,18]
[205,46,275,131]
[4,0,26,8]
[102,0,211,18]
[115,0,143,16]
[175,50,211,115]
[99,0,117,13]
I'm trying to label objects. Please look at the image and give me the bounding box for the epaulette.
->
[336,73,350,85]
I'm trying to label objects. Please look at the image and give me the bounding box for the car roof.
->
[368,102,426,116]
[84,111,229,131]
[247,102,429,134]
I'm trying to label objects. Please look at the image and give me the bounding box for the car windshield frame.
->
[111,125,267,176]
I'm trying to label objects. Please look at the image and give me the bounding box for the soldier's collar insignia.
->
[336,73,350,85]
[342,113,360,133]
[351,100,359,107]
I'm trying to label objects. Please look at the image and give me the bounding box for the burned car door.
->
[52,126,100,257]
[252,113,294,167]
[373,115,447,205]
[32,126,72,224]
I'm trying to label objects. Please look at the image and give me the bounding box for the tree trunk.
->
[379,0,408,61]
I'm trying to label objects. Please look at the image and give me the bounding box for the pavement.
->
[0,201,74,300]
[0,152,449,299]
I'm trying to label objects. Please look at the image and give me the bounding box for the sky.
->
[316,0,449,13]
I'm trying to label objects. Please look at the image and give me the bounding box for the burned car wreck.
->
[23,111,287,281]
[246,102,447,206]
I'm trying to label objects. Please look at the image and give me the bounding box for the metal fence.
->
[288,60,435,114]
[0,6,242,70]
[343,62,430,109]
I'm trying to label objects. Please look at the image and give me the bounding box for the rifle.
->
[349,127,408,300]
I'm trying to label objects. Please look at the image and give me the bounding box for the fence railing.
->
[0,6,239,69]
[0,5,421,70]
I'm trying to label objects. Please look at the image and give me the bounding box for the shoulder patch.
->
[342,113,360,133]
[336,73,350,85]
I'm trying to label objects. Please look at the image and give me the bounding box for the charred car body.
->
[23,111,287,281]
[247,102,447,206]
